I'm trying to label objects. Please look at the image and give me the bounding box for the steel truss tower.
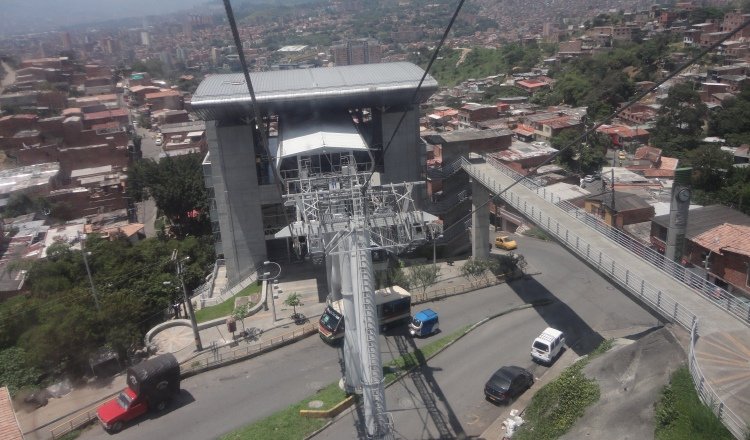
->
[284,170,432,438]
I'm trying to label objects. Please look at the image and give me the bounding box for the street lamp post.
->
[79,233,101,313]
[173,250,202,351]
[258,261,282,322]
[432,234,444,267]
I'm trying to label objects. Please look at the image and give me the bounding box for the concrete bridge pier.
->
[471,178,490,260]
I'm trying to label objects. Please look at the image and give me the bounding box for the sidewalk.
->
[19,283,326,440]
[22,257,521,439]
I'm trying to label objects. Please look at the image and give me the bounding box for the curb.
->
[304,298,554,439]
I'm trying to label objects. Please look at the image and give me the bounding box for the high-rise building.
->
[331,38,381,66]
[140,31,151,46]
[210,47,222,66]
[61,32,72,51]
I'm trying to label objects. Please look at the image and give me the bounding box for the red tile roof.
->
[693,223,750,257]
[145,90,181,99]
[635,145,662,162]
[0,387,23,440]
[82,108,128,121]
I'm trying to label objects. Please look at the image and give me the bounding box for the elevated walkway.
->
[458,156,750,438]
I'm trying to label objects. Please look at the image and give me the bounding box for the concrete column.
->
[206,121,267,285]
[471,179,490,259]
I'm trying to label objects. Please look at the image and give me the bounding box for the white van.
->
[531,327,565,365]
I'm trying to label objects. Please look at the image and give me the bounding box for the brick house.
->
[581,191,655,228]
[688,223,750,296]
[457,103,498,128]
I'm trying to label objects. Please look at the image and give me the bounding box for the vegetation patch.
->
[514,339,613,440]
[522,226,552,241]
[194,284,260,323]
[222,325,471,440]
[220,382,345,440]
[383,325,472,383]
[654,366,733,440]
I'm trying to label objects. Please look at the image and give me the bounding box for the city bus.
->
[318,285,411,344]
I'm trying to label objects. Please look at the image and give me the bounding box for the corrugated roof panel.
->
[192,62,437,120]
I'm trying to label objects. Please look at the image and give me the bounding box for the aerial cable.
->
[221,0,296,251]
[362,0,467,194]
[438,17,750,240]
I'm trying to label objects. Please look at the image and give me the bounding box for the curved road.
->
[78,235,658,439]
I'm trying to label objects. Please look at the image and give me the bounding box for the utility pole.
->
[173,249,202,351]
[79,233,101,313]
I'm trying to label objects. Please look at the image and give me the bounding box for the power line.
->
[437,17,750,241]
[362,0,467,194]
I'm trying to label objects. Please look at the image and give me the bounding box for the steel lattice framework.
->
[283,171,431,439]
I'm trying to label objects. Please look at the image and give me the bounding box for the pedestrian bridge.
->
[451,154,750,439]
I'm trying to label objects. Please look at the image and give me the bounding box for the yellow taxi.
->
[495,235,518,250]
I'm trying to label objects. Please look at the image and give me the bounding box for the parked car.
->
[409,309,439,337]
[618,150,627,161]
[97,354,180,432]
[530,327,565,365]
[155,137,163,146]
[495,235,517,250]
[484,365,534,404]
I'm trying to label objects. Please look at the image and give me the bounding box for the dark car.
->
[484,366,534,404]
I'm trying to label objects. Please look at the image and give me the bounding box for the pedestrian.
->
[173,303,181,318]
[579,178,585,187]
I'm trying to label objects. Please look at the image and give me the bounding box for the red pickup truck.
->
[97,353,180,432]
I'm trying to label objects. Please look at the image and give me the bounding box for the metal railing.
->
[480,155,750,326]
[689,322,747,439]
[461,158,748,439]
[50,409,98,439]
[182,322,316,373]
[199,265,256,308]
[411,274,507,304]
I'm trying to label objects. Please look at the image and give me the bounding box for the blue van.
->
[409,309,439,337]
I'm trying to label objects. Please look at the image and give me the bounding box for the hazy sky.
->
[0,0,213,35]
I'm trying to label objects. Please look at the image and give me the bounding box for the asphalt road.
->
[78,235,659,439]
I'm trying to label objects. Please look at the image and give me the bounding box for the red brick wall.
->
[17,143,60,165]
[58,144,128,176]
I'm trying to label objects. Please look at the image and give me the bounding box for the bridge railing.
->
[463,157,747,439]
[463,159,698,329]
[480,155,750,326]
[689,321,747,439]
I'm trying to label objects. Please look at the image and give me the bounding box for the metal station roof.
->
[278,114,367,160]
[191,62,438,120]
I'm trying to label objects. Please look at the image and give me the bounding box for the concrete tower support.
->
[379,107,422,182]
[206,121,267,284]
[471,179,490,259]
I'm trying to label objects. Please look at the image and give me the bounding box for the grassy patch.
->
[654,366,733,440]
[222,325,473,440]
[220,382,345,440]
[194,284,260,323]
[514,339,613,440]
[522,226,552,241]
[57,430,82,440]
[383,325,472,383]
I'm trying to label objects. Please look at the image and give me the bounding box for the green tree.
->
[650,82,707,154]
[406,264,441,293]
[460,258,489,283]
[284,292,303,316]
[684,145,733,192]
[0,347,42,395]
[127,155,210,237]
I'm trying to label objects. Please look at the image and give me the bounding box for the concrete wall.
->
[206,121,267,285]
[380,107,425,206]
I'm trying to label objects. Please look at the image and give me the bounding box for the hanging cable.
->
[437,17,750,240]
[221,0,296,253]
[362,0,467,194]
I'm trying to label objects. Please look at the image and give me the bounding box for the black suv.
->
[484,365,534,404]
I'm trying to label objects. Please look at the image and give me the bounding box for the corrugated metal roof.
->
[279,114,367,158]
[652,204,750,237]
[192,62,437,120]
